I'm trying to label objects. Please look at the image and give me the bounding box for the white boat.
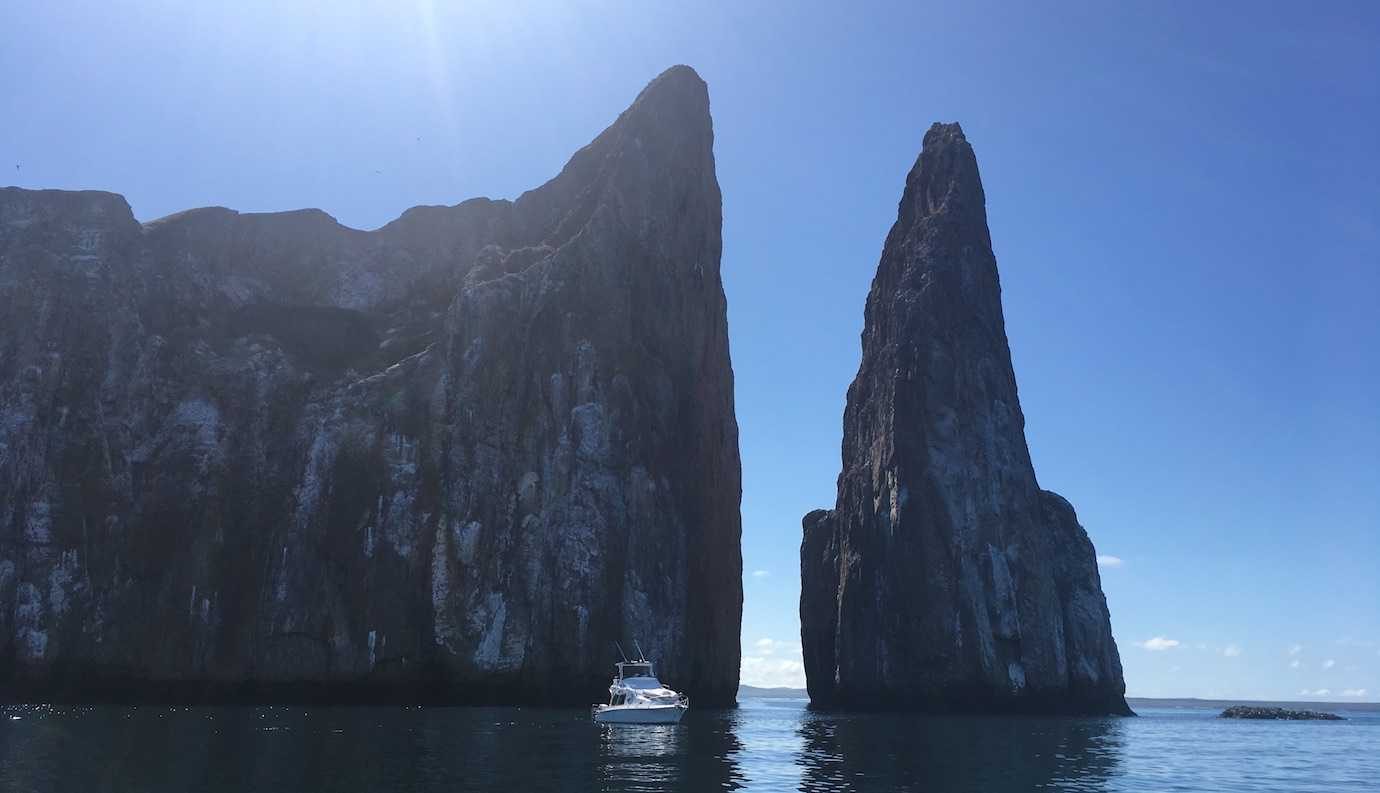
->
[591,657,688,724]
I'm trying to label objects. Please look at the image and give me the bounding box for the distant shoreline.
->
[1125,697,1379,712]
[736,686,1379,710]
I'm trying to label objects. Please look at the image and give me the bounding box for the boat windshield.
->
[618,662,653,679]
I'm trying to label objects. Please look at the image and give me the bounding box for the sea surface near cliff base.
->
[2,698,1375,791]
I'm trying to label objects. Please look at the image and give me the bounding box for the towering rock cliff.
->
[0,65,742,705]
[800,124,1128,714]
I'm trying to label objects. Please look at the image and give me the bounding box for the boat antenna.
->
[615,641,630,663]
[633,639,646,662]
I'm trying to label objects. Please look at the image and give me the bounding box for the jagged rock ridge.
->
[800,123,1129,714]
[0,65,742,705]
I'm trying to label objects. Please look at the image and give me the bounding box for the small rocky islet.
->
[1220,705,1345,721]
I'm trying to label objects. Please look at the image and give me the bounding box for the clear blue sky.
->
[4,1,1377,701]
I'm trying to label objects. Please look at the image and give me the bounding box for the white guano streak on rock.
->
[282,409,339,603]
[15,582,47,660]
[292,416,338,533]
[0,406,33,469]
[473,593,507,671]
[987,543,1020,640]
[174,398,220,449]
[275,545,288,603]
[47,550,79,619]
[571,402,610,462]
[381,431,420,559]
[431,522,458,652]
[454,520,480,565]
[24,496,51,545]
[1008,661,1026,690]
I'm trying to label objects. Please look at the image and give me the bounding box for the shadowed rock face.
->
[0,65,742,705]
[800,124,1129,715]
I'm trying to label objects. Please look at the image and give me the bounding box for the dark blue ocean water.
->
[2,698,1376,791]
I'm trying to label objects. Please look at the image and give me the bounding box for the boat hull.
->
[592,705,687,724]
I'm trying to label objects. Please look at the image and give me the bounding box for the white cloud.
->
[1342,689,1368,697]
[1288,643,1304,656]
[1222,644,1242,657]
[740,656,806,689]
[1322,659,1336,670]
[1138,636,1180,651]
[1289,659,1301,669]
[1096,555,1124,569]
[751,570,770,579]
[740,641,806,689]
[752,637,800,657]
[1298,688,1331,697]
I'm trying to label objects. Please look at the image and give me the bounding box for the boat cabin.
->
[616,661,654,681]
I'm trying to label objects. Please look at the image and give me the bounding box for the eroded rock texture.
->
[0,65,742,705]
[800,124,1129,714]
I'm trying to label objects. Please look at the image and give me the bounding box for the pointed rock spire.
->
[801,123,1129,715]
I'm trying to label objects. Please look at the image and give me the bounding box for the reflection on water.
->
[796,708,1125,791]
[597,712,744,791]
[598,722,689,790]
[0,704,746,792]
[2,699,1376,792]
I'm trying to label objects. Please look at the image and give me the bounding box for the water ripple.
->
[0,700,1374,791]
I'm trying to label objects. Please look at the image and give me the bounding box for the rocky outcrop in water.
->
[1220,706,1344,721]
[800,123,1129,714]
[0,65,742,705]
